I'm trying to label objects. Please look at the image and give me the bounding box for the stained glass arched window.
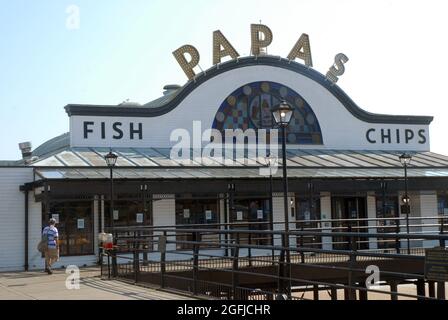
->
[212,81,323,144]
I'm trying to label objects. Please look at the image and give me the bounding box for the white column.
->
[93,196,99,256]
[399,191,423,248]
[219,196,226,244]
[272,192,296,248]
[100,195,105,233]
[366,193,378,250]
[272,193,284,247]
[153,195,176,252]
[419,191,439,248]
[320,192,332,251]
[289,195,297,248]
[28,196,43,270]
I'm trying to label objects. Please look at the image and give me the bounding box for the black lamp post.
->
[399,153,412,254]
[105,151,118,229]
[272,100,293,298]
[265,153,276,245]
[105,151,118,276]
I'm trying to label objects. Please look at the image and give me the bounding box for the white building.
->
[1,55,447,271]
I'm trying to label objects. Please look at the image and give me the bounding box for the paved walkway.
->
[0,267,194,300]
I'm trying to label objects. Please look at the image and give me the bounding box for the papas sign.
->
[173,24,348,83]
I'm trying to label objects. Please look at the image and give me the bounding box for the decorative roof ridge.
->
[64,56,433,125]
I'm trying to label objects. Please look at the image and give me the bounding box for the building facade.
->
[1,56,448,271]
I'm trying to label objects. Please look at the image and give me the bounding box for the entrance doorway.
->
[331,197,368,250]
[230,198,272,245]
[45,201,94,256]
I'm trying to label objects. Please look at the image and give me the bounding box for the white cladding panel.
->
[366,193,378,250]
[419,191,439,248]
[0,168,33,271]
[70,65,430,151]
[153,197,176,251]
[28,191,43,270]
[320,192,332,250]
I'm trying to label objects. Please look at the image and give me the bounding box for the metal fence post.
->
[160,231,167,289]
[300,226,305,263]
[395,219,401,254]
[437,282,446,300]
[134,247,140,284]
[192,232,199,295]
[347,235,357,300]
[437,218,446,299]
[390,281,398,300]
[248,233,252,267]
[232,233,240,299]
[141,230,148,267]
[107,251,111,280]
[440,218,446,248]
[277,234,286,299]
[112,231,118,277]
[133,231,140,284]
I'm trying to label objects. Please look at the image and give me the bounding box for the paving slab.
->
[0,267,195,300]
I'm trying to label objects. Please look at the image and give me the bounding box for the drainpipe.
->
[20,184,30,271]
[24,188,29,271]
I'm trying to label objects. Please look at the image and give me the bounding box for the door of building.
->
[47,201,94,256]
[331,197,368,250]
[230,198,272,245]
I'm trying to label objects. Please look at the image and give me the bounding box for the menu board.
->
[425,247,448,282]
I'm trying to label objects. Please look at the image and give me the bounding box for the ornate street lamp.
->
[399,153,412,254]
[272,100,293,299]
[105,151,118,229]
[105,151,118,276]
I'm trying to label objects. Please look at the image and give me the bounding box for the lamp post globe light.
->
[399,153,412,254]
[272,100,293,299]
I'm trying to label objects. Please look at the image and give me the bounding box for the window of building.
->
[331,197,368,250]
[376,196,399,249]
[295,196,321,248]
[212,81,323,145]
[43,201,94,256]
[438,193,448,215]
[437,192,448,232]
[104,199,151,228]
[104,199,152,252]
[230,198,272,245]
[175,198,220,249]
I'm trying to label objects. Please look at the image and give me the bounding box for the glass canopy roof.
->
[30,147,448,181]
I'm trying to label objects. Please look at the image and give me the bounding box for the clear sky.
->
[0,0,447,159]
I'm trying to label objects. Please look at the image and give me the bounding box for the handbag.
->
[37,229,49,253]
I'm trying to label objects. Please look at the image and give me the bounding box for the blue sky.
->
[1,0,447,159]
